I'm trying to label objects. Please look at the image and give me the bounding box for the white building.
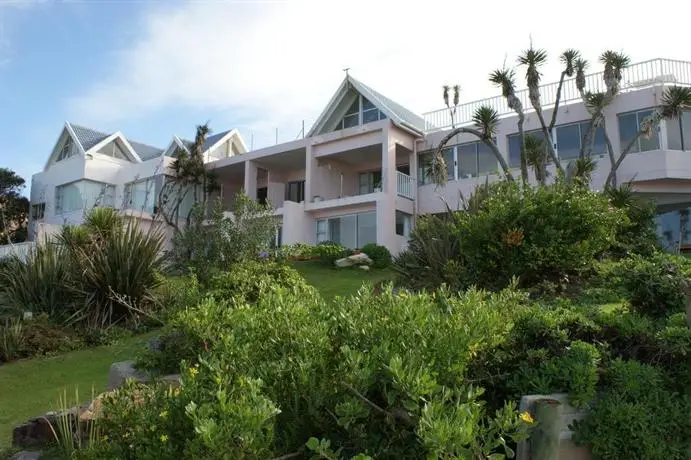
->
[29,57,691,254]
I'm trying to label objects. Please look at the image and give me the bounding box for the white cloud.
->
[69,0,691,149]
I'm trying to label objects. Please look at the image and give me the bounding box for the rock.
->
[335,257,354,268]
[148,336,163,352]
[107,360,148,390]
[359,265,370,271]
[11,451,41,460]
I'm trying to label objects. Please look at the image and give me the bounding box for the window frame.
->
[285,180,305,203]
[315,211,377,248]
[617,108,660,153]
[55,179,117,215]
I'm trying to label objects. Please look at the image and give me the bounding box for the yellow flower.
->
[189,366,199,378]
[102,435,109,441]
[159,410,168,419]
[519,411,535,424]
[160,434,168,443]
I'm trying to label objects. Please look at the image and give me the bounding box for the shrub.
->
[396,182,626,292]
[0,243,74,319]
[313,241,352,267]
[604,184,660,257]
[122,285,534,459]
[360,243,392,268]
[0,318,25,362]
[573,359,691,460]
[611,252,689,318]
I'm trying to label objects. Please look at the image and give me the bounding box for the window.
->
[666,110,691,150]
[656,207,691,252]
[257,187,268,205]
[333,95,386,131]
[285,180,305,203]
[315,211,377,248]
[554,122,606,161]
[55,180,115,214]
[507,129,544,168]
[396,211,412,237]
[98,140,128,160]
[618,109,660,153]
[124,177,158,214]
[57,138,75,162]
[358,170,382,195]
[419,140,499,184]
[31,203,45,220]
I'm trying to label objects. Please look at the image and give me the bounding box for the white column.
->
[244,160,257,200]
[304,144,316,203]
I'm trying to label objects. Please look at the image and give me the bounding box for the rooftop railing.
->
[422,58,691,133]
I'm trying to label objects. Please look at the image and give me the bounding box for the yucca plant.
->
[69,221,166,329]
[45,386,101,457]
[84,207,123,242]
[490,68,528,183]
[0,243,73,319]
[0,317,25,362]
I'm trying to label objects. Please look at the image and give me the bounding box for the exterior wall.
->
[418,86,689,214]
[281,201,313,245]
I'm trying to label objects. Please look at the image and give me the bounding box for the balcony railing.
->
[397,171,414,200]
[423,58,691,133]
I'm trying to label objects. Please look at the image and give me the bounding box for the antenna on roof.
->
[343,67,351,76]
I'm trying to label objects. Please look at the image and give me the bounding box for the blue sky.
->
[1,0,690,196]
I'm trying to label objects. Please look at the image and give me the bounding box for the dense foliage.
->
[112,269,535,459]
[395,181,628,291]
[0,167,29,243]
[360,243,392,268]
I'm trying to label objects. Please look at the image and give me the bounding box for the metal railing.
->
[423,58,691,132]
[397,171,414,200]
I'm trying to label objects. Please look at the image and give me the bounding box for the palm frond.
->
[524,133,549,168]
[472,106,500,138]
[560,49,581,77]
[659,86,691,119]
[584,92,608,113]
[575,58,589,92]
[453,85,460,106]
[517,48,548,88]
[489,68,516,97]
[443,85,450,108]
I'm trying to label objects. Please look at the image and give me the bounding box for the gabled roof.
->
[70,124,111,151]
[307,74,426,137]
[128,140,164,161]
[203,130,232,152]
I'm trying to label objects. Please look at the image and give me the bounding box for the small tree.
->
[0,168,29,244]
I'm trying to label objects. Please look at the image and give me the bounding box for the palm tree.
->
[490,68,528,183]
[517,46,564,175]
[524,133,548,185]
[600,51,630,97]
[549,49,580,130]
[432,106,514,184]
[605,86,691,187]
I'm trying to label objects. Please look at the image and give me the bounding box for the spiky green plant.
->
[600,51,630,96]
[0,317,25,362]
[490,68,528,183]
[524,134,549,184]
[0,243,73,319]
[69,221,166,328]
[472,106,500,139]
[575,58,589,94]
[549,49,581,130]
[84,207,123,241]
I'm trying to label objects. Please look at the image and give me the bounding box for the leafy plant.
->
[360,243,392,269]
[0,317,25,362]
[313,241,353,267]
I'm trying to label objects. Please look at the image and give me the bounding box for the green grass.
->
[291,260,394,300]
[0,331,158,448]
[0,261,392,448]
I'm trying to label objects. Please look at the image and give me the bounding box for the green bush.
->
[395,182,626,292]
[313,241,353,267]
[0,314,83,363]
[573,359,691,460]
[610,252,689,318]
[111,285,534,459]
[360,243,392,268]
[604,184,660,257]
[0,317,25,362]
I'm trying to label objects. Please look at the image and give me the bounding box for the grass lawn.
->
[0,261,393,448]
[0,331,158,448]
[291,260,395,300]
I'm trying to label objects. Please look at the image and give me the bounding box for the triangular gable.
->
[87,132,142,163]
[163,136,190,158]
[43,123,87,170]
[307,75,425,137]
[205,129,248,159]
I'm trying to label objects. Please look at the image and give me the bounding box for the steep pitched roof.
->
[70,124,111,151]
[203,130,232,152]
[129,140,164,161]
[307,75,425,137]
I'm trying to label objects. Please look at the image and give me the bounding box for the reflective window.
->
[618,109,660,153]
[666,110,691,150]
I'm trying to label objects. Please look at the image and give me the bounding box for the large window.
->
[396,211,412,237]
[358,170,382,194]
[57,138,76,162]
[285,180,305,203]
[666,110,691,151]
[333,95,387,131]
[507,122,606,166]
[55,180,115,214]
[418,140,497,184]
[31,203,45,220]
[315,211,377,248]
[618,109,660,153]
[124,177,158,214]
[657,207,691,252]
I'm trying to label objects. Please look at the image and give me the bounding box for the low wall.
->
[0,241,35,261]
[517,393,591,460]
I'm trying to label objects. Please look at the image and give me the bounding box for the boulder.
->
[106,360,148,390]
[334,257,354,268]
[359,265,370,271]
[335,252,373,268]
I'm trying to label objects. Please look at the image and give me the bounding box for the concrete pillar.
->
[377,124,397,253]
[244,160,257,199]
[305,144,316,203]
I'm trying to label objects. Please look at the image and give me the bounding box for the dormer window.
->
[57,138,75,162]
[333,95,386,131]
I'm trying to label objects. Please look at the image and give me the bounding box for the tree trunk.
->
[517,115,529,184]
[603,130,617,188]
[605,129,647,188]
[534,108,564,175]
[549,71,568,130]
[436,127,514,182]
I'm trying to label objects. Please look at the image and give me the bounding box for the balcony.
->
[396,171,414,199]
[423,58,691,132]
